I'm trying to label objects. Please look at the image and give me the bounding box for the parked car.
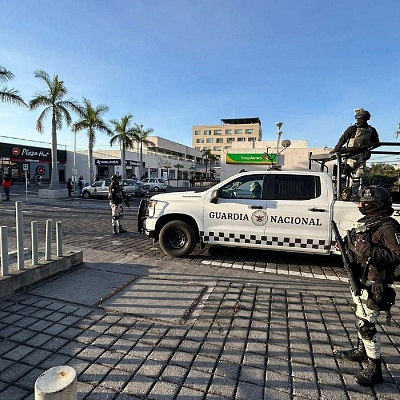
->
[120,179,148,197]
[82,179,111,199]
[140,178,168,192]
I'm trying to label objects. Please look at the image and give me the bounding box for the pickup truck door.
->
[264,173,332,254]
[203,174,268,247]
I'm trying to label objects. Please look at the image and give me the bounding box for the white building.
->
[67,136,204,185]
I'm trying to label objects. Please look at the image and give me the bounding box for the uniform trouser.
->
[110,203,123,227]
[347,155,366,196]
[353,289,381,359]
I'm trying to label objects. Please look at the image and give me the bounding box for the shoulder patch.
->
[395,233,400,245]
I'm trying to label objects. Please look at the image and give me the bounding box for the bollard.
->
[35,365,77,400]
[56,221,63,257]
[0,226,9,276]
[45,219,52,261]
[16,201,25,270]
[31,221,39,265]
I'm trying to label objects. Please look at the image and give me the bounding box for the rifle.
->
[123,193,132,209]
[332,220,362,296]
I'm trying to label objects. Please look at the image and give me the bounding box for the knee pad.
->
[357,319,377,340]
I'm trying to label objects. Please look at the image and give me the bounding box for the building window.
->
[213,146,221,151]
[206,138,213,143]
[237,137,245,142]
[204,130,211,136]
[196,138,204,143]
[195,147,201,151]
[234,129,243,134]
[216,138,223,143]
[225,129,232,135]
[214,129,222,135]
[194,130,202,135]
[227,138,234,143]
[248,137,255,141]
[245,129,254,134]
[203,146,211,150]
[224,146,231,149]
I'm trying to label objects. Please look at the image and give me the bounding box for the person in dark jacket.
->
[108,175,127,234]
[332,108,379,199]
[1,174,12,201]
[66,178,73,197]
[340,186,400,386]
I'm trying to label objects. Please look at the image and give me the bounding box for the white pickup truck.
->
[137,169,400,257]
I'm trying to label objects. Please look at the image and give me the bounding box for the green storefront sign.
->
[226,153,277,164]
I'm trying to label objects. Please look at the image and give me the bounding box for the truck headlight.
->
[147,199,157,217]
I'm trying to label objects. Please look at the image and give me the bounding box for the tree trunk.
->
[88,137,94,184]
[139,141,143,179]
[49,114,59,190]
[121,142,126,179]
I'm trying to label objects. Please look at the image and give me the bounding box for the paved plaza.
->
[0,186,399,399]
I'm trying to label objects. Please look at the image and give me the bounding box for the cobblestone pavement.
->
[0,190,400,399]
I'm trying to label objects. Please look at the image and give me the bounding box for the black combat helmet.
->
[358,186,392,215]
[354,108,371,121]
[111,175,120,182]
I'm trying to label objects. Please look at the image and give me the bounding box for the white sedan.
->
[141,178,168,192]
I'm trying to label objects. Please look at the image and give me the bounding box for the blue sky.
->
[1,0,400,154]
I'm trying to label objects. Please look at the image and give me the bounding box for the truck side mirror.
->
[210,189,220,204]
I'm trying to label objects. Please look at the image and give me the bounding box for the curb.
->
[0,251,83,299]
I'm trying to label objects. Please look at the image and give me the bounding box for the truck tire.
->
[82,191,90,199]
[159,220,196,257]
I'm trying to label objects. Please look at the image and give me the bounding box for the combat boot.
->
[113,226,118,234]
[355,357,383,386]
[119,227,127,233]
[341,339,367,362]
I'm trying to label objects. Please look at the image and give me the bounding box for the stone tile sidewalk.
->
[0,251,399,399]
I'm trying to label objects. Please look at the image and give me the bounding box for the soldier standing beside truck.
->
[332,108,379,199]
[339,186,400,386]
[108,175,127,234]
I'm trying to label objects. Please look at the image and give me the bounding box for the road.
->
[2,183,346,282]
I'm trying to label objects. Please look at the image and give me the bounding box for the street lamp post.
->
[73,129,77,191]
[275,122,283,166]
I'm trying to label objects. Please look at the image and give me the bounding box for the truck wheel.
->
[159,220,196,257]
[83,191,90,199]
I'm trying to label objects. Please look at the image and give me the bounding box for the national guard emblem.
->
[251,210,267,226]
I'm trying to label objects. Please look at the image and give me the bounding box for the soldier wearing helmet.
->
[341,186,400,386]
[108,174,127,234]
[332,108,379,199]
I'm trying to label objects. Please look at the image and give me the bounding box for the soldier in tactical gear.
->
[341,186,400,386]
[108,175,127,234]
[332,108,379,199]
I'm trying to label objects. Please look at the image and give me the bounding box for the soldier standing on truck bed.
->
[341,186,400,386]
[332,108,379,200]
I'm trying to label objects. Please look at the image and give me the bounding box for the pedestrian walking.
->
[340,186,400,386]
[108,175,127,234]
[1,174,12,201]
[77,175,85,197]
[66,178,73,197]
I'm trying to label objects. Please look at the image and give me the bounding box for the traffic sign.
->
[23,163,28,171]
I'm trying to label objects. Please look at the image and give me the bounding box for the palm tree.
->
[132,124,155,179]
[173,163,184,186]
[29,70,80,190]
[0,66,27,106]
[108,114,136,179]
[73,98,111,184]
[202,149,217,179]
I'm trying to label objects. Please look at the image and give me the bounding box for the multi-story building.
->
[192,117,263,160]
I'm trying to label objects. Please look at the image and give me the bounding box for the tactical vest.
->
[348,126,372,148]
